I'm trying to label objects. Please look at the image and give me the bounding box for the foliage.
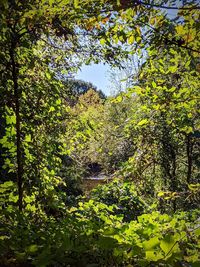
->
[0,198,200,267]
[118,43,200,211]
[90,179,147,221]
[105,3,200,212]
[61,79,106,106]
[63,91,137,175]
[0,0,200,266]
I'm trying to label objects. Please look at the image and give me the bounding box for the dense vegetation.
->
[0,0,199,266]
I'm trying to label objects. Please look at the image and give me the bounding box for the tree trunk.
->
[10,40,23,211]
[186,135,193,184]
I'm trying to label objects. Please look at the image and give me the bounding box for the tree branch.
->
[140,1,200,10]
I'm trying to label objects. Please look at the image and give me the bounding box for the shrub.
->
[90,179,148,221]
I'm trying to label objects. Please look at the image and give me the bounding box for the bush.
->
[1,203,199,267]
[90,179,148,221]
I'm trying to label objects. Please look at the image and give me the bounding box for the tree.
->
[0,1,200,266]
[1,0,199,212]
[0,0,125,210]
[108,52,146,94]
[62,79,105,106]
[121,28,200,210]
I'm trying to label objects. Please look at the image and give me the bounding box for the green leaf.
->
[176,25,184,35]
[0,181,14,188]
[46,72,51,79]
[24,195,35,203]
[25,134,32,142]
[9,193,18,203]
[49,106,55,112]
[160,235,178,255]
[27,244,38,253]
[145,250,163,261]
[0,136,7,145]
[100,38,106,45]
[137,119,148,126]
[74,0,79,8]
[26,204,37,212]
[6,115,16,124]
[143,237,160,250]
[194,228,200,236]
[157,191,165,197]
[169,65,178,73]
[127,35,135,45]
[111,95,123,103]
[56,99,61,105]
[152,81,157,88]
[0,236,9,240]
[98,236,118,249]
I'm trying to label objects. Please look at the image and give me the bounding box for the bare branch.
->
[140,0,200,10]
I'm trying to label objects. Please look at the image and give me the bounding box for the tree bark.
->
[186,135,193,184]
[10,40,23,211]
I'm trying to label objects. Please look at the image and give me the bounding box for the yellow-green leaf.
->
[137,119,148,126]
[160,235,179,255]
[25,134,32,142]
[74,0,79,8]
[152,81,157,88]
[27,244,38,253]
[128,35,135,45]
[145,251,163,261]
[143,237,160,250]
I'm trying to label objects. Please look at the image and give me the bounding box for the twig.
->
[140,1,200,10]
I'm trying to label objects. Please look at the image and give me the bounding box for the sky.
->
[76,63,112,96]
